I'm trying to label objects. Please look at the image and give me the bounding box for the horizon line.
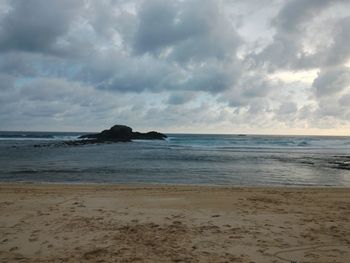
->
[0,129,349,137]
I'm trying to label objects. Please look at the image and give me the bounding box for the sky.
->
[0,0,350,135]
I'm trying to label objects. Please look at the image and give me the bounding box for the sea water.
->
[0,131,350,186]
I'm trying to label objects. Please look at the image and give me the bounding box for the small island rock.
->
[79,124,167,142]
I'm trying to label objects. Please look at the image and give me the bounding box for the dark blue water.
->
[0,131,350,186]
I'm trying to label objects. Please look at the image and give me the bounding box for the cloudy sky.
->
[0,0,350,134]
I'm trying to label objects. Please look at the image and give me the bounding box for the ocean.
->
[0,131,349,186]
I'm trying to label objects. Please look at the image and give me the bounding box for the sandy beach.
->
[0,184,349,262]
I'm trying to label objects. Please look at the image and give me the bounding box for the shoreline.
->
[1,181,349,188]
[1,183,350,262]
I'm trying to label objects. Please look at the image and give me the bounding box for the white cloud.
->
[1,0,350,134]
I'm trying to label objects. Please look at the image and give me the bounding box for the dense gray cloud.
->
[322,16,350,67]
[310,66,350,121]
[0,0,350,133]
[313,66,350,97]
[0,73,14,90]
[250,0,350,70]
[132,0,241,62]
[0,0,82,53]
[167,92,197,105]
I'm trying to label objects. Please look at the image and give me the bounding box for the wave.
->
[1,132,350,151]
[0,134,54,139]
[0,131,83,141]
[165,135,350,150]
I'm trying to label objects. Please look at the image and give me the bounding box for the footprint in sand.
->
[172,214,184,219]
[9,246,18,252]
[31,230,40,235]
[72,201,86,208]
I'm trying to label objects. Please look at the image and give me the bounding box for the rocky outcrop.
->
[132,131,167,140]
[79,124,167,142]
[31,125,167,148]
[79,125,133,142]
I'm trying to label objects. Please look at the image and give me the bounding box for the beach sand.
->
[0,184,349,262]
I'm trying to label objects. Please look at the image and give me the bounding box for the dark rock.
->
[132,131,167,140]
[32,124,166,148]
[79,124,166,142]
[80,125,133,142]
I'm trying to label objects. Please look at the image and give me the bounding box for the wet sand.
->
[0,184,349,262]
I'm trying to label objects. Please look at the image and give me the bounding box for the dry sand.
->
[0,184,349,263]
